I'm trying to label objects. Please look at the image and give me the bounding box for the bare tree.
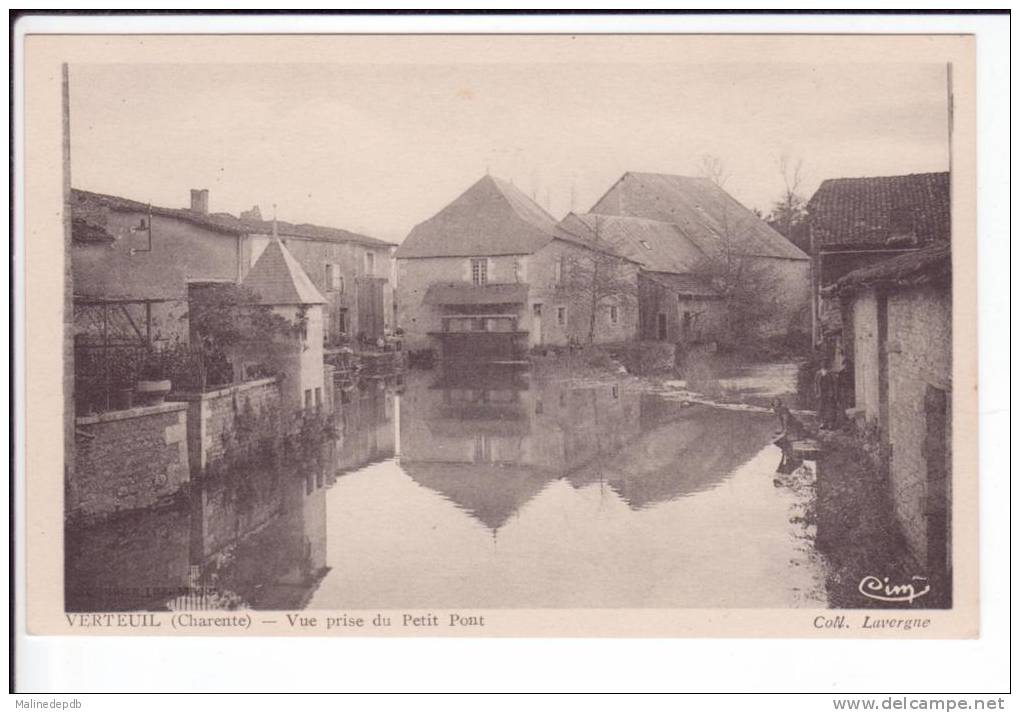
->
[768,152,810,251]
[691,154,781,346]
[561,215,637,345]
[697,153,731,188]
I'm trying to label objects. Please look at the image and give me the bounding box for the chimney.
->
[190,188,209,214]
[239,205,262,222]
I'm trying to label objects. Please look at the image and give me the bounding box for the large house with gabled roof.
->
[562,172,811,342]
[559,212,724,343]
[395,175,640,359]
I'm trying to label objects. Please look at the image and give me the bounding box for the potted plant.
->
[136,350,172,405]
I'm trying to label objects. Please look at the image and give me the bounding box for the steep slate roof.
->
[422,282,529,306]
[589,172,808,261]
[807,172,950,250]
[70,188,393,248]
[823,242,950,297]
[559,212,708,274]
[242,238,326,305]
[397,175,583,259]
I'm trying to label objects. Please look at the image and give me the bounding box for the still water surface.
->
[66,364,826,611]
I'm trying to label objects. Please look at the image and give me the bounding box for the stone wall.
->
[846,283,952,568]
[886,285,952,565]
[851,291,881,426]
[72,402,190,516]
[169,377,282,474]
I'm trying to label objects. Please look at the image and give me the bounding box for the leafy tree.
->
[184,283,296,388]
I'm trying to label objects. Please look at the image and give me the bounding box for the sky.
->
[69,62,950,243]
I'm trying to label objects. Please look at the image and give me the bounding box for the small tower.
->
[239,238,327,417]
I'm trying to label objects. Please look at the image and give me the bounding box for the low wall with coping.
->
[169,377,282,475]
[72,401,190,516]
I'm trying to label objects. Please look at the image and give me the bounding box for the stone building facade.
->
[827,244,952,578]
[70,187,394,350]
[396,175,639,359]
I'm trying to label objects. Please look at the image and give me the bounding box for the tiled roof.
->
[589,172,808,261]
[70,188,393,247]
[807,172,950,250]
[397,175,578,258]
[422,282,529,306]
[559,213,707,273]
[241,238,326,305]
[824,242,950,296]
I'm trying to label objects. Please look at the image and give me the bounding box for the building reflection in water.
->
[65,366,797,613]
[65,447,331,612]
[65,373,400,613]
[334,376,396,476]
[397,365,773,532]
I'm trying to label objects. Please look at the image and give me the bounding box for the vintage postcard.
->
[20,32,978,639]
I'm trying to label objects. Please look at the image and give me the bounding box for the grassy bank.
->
[810,432,936,608]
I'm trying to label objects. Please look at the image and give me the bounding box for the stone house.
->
[824,242,951,580]
[395,175,639,360]
[234,238,327,417]
[584,172,811,338]
[806,171,950,343]
[559,213,724,343]
[70,187,395,352]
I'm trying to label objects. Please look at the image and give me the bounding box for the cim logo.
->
[858,575,931,604]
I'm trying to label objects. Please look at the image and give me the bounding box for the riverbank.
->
[526,343,939,610]
[811,432,930,608]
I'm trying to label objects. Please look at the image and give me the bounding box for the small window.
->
[304,389,313,410]
[471,258,488,286]
[557,306,567,326]
[554,256,565,284]
[365,251,376,276]
[609,305,619,325]
[325,263,343,291]
[315,387,322,411]
[513,258,522,282]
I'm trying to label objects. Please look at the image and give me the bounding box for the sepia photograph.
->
[13,9,1016,701]
[56,52,960,616]
[16,25,992,668]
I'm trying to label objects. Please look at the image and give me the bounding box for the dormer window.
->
[639,240,652,250]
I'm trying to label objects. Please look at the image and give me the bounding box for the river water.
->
[65,361,827,612]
